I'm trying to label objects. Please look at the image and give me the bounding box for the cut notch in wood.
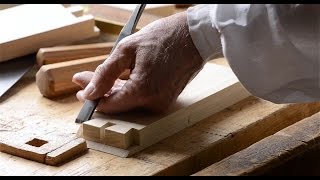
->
[0,130,88,166]
[26,138,48,148]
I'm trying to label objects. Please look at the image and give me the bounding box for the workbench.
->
[1,57,320,175]
[2,5,320,176]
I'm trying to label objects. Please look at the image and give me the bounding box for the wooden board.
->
[0,4,99,62]
[263,140,320,175]
[79,63,251,157]
[87,4,163,34]
[36,42,114,66]
[0,126,87,166]
[1,59,320,175]
[101,4,175,17]
[193,111,320,176]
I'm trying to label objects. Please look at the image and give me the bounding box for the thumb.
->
[82,43,134,100]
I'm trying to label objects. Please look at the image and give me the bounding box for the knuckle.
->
[95,64,106,76]
[117,38,135,54]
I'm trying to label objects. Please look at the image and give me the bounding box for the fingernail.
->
[83,82,95,97]
[76,91,85,102]
[72,73,80,83]
[73,73,80,79]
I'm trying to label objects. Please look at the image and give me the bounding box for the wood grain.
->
[36,42,114,66]
[0,127,87,166]
[0,4,99,62]
[80,63,251,156]
[45,138,87,166]
[36,55,107,98]
[193,112,320,176]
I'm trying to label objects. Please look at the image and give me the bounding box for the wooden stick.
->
[36,55,107,98]
[36,42,114,66]
[36,55,130,98]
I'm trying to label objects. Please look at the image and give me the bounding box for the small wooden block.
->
[0,129,88,166]
[83,119,114,143]
[36,42,114,66]
[36,55,107,98]
[104,125,135,149]
[45,138,87,166]
[0,136,48,163]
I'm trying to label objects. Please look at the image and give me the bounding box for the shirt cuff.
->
[187,4,223,62]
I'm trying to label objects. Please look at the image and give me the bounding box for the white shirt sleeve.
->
[187,4,320,103]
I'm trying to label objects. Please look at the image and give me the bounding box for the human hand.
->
[72,11,204,114]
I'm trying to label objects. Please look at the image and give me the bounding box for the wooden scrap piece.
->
[0,4,99,62]
[36,42,114,66]
[0,129,88,166]
[36,55,107,98]
[192,112,320,176]
[0,136,48,163]
[35,54,130,98]
[46,138,87,166]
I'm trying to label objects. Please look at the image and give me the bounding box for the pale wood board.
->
[1,59,320,175]
[0,129,87,166]
[36,42,114,66]
[79,63,251,157]
[0,4,99,62]
[193,112,320,176]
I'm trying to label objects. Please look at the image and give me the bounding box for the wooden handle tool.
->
[76,4,146,124]
[36,42,114,66]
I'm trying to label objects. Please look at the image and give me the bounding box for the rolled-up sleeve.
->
[187,5,223,61]
[187,4,320,103]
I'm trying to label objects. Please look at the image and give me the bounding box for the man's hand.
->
[72,11,204,114]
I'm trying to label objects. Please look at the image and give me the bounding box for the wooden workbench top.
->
[2,5,320,176]
[1,58,320,176]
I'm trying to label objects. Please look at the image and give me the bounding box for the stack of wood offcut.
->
[0,4,99,63]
